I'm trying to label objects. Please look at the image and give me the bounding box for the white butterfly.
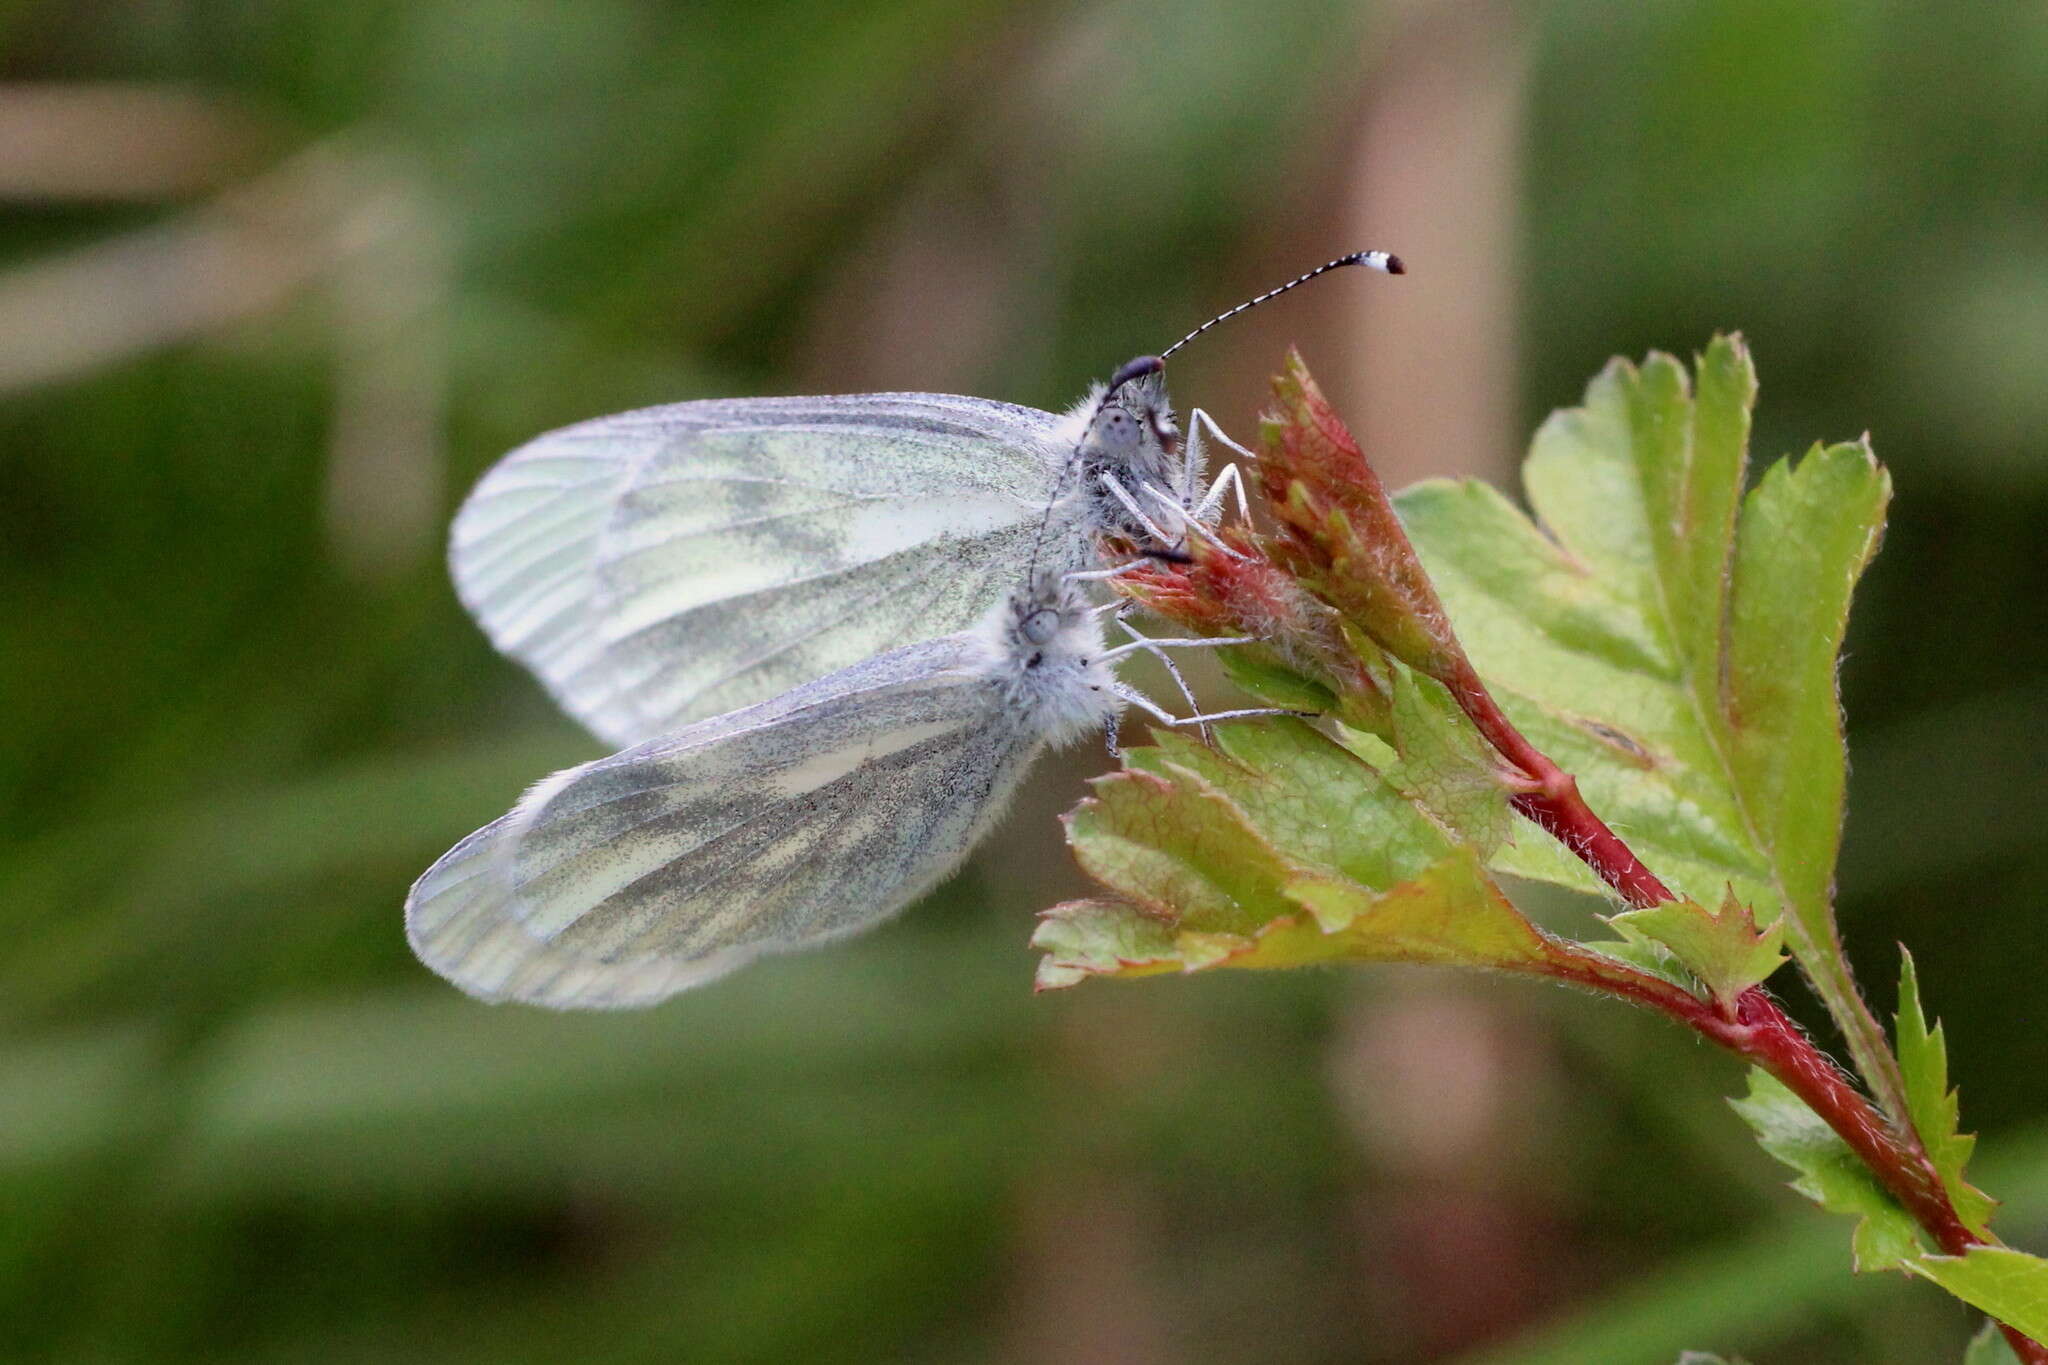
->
[450,360,1234,748]
[410,253,1402,1005]
[447,247,1406,748]
[406,566,1271,1008]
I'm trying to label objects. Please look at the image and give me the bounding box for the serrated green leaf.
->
[1581,933,1697,992]
[1964,1319,2026,1365]
[1897,952,1996,1236]
[1122,720,1445,896]
[1063,764,1302,935]
[1032,849,1557,987]
[1608,888,1786,1010]
[1382,668,1515,856]
[1030,899,1181,991]
[1729,1068,1924,1272]
[1397,335,1901,1113]
[1043,719,1583,989]
[1907,1248,2048,1347]
[1284,852,1556,968]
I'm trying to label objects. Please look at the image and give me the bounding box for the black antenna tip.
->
[1384,254,1406,275]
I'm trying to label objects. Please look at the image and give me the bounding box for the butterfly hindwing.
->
[403,814,746,1009]
[404,634,1046,1007]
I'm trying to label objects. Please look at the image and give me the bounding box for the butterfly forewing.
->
[452,394,1077,747]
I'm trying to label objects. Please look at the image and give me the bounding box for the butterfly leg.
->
[1106,465,1248,561]
[1105,633,1310,744]
[1110,607,1209,741]
[1177,414,1207,509]
[1098,469,1187,550]
[1196,462,1249,526]
[1098,634,1259,666]
[1188,408,1255,522]
[1067,558,1163,583]
[1112,683,1309,732]
[1139,482,1247,558]
[1160,704,1311,726]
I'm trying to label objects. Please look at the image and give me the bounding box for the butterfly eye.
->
[1020,608,1060,647]
[1093,407,1140,454]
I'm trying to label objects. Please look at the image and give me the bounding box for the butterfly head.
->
[1057,357,1187,548]
[981,571,1119,741]
[998,571,1095,656]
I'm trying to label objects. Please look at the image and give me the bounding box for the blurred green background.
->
[5,1,2046,1361]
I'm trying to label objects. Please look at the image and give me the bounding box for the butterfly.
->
[408,253,1401,1005]
[446,252,1400,748]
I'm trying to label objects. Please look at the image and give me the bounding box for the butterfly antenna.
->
[1025,355,1165,587]
[1159,250,1404,360]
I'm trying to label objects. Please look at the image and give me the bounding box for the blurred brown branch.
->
[0,88,448,577]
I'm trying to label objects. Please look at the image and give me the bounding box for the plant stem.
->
[1447,663,1675,911]
[1446,661,2048,1361]
[1713,996,2045,1363]
[2003,1320,2048,1361]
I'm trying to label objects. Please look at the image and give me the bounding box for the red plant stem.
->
[1446,663,2048,1360]
[1449,664,1676,912]
[1511,789,1673,908]
[1707,995,1973,1246]
[1719,991,2048,1362]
